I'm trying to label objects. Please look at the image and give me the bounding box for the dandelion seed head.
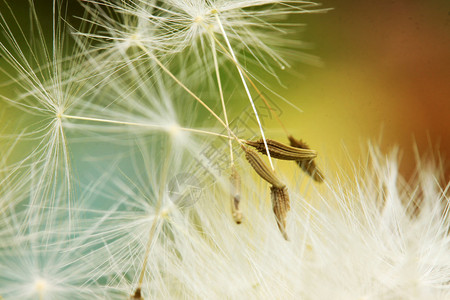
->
[167,123,182,138]
[32,277,51,295]
[120,32,144,50]
[193,16,203,24]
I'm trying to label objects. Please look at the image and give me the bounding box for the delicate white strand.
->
[214,13,274,170]
[211,39,234,165]
[61,114,233,139]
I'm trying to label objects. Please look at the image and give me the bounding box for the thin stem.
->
[61,114,233,139]
[207,23,290,137]
[137,140,172,288]
[211,39,234,165]
[214,14,274,170]
[137,212,159,288]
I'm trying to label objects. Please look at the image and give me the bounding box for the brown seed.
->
[288,135,324,182]
[230,166,243,224]
[245,139,317,161]
[270,185,290,240]
[130,288,143,300]
[244,148,285,188]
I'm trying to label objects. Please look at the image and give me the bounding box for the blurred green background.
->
[1,0,449,181]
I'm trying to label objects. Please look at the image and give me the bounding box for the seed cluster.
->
[239,137,323,240]
[245,139,317,161]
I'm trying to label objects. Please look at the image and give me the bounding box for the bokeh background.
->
[283,0,450,182]
[1,0,449,182]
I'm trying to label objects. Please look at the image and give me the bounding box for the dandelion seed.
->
[245,138,317,161]
[288,135,324,182]
[244,147,293,239]
[244,148,284,188]
[0,0,91,230]
[270,185,291,241]
[0,205,104,299]
[130,287,143,300]
[230,166,243,224]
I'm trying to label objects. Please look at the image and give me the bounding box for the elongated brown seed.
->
[244,148,285,188]
[288,135,325,182]
[271,185,290,240]
[230,167,243,224]
[245,139,317,161]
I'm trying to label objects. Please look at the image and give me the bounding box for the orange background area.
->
[280,0,450,182]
